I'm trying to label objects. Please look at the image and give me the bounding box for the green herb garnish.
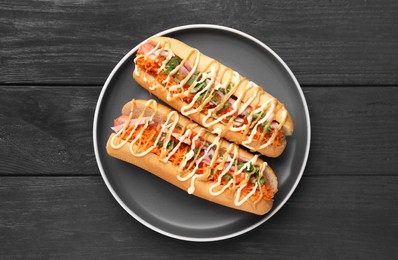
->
[252,113,261,119]
[166,140,175,150]
[223,174,232,181]
[187,77,195,85]
[223,102,232,110]
[191,82,206,93]
[163,57,181,74]
[254,165,260,174]
[195,95,203,104]
[260,121,271,133]
[244,162,254,173]
[211,95,220,103]
[237,162,246,170]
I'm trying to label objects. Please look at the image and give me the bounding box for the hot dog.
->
[132,36,294,157]
[106,99,278,215]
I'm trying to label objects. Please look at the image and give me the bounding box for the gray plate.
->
[93,24,311,242]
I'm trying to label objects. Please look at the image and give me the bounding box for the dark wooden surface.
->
[1,0,397,259]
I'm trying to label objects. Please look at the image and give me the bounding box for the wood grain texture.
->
[1,0,397,258]
[1,0,397,85]
[0,176,396,259]
[305,86,398,176]
[0,86,100,174]
[0,85,397,175]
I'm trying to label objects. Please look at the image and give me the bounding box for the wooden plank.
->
[0,176,396,258]
[0,85,397,175]
[304,86,398,176]
[0,86,100,174]
[1,0,397,85]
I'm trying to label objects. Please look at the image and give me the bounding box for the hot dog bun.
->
[106,99,278,215]
[133,36,294,157]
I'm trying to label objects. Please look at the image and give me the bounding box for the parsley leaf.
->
[223,174,232,181]
[166,140,175,150]
[163,57,181,74]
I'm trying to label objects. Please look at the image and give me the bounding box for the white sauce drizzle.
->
[160,129,191,163]
[111,99,272,208]
[235,183,258,206]
[180,65,218,115]
[130,37,288,205]
[209,144,237,196]
[201,83,245,128]
[178,135,219,184]
[241,98,276,150]
[134,39,289,153]
[167,49,201,101]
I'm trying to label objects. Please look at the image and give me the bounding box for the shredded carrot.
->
[135,53,285,148]
[136,57,160,75]
[257,183,274,200]
[134,53,278,201]
[168,146,188,166]
[235,174,246,184]
[121,118,274,201]
[251,127,285,146]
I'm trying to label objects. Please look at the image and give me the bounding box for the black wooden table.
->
[1,1,397,258]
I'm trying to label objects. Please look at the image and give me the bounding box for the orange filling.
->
[117,122,274,201]
[135,54,284,147]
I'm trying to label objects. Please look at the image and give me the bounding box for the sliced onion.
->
[128,117,150,126]
[234,117,244,123]
[160,51,168,57]
[239,156,249,162]
[169,85,180,91]
[111,124,124,133]
[159,127,191,145]
[138,43,155,54]
[112,116,151,132]
[185,150,195,162]
[179,65,190,76]
[172,132,191,145]
[271,122,279,128]
[241,106,252,116]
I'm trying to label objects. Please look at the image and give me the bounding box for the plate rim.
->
[93,24,311,242]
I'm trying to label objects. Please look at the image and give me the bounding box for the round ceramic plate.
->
[93,24,310,241]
